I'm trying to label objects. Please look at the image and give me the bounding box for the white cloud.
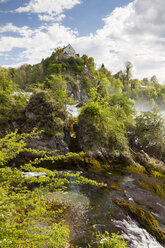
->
[0,23,33,37]
[38,14,66,22]
[15,0,81,22]
[0,22,78,64]
[73,0,165,82]
[0,0,7,3]
[15,0,81,14]
[1,0,165,82]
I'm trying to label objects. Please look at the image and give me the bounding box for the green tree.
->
[54,46,63,60]
[107,93,135,125]
[44,74,68,105]
[0,67,27,120]
[132,110,165,159]
[150,75,158,84]
[78,89,128,152]
[110,78,123,94]
[81,54,88,65]
[125,61,133,83]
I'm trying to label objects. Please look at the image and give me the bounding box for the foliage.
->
[107,94,135,124]
[0,129,40,166]
[80,74,97,93]
[0,130,104,247]
[125,61,133,83]
[90,231,128,248]
[0,169,70,247]
[78,88,128,152]
[130,110,165,159]
[0,130,69,247]
[0,67,17,93]
[43,74,68,105]
[110,78,123,95]
[0,67,27,120]
[64,74,80,92]
[2,44,165,110]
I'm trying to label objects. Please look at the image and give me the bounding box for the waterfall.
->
[114,217,164,248]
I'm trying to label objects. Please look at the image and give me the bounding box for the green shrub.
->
[90,231,128,248]
[132,110,165,159]
[78,89,128,152]
[0,130,104,247]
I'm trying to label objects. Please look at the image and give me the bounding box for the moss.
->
[151,169,165,179]
[135,200,144,206]
[135,178,165,200]
[108,183,123,192]
[125,164,147,175]
[84,157,102,171]
[59,154,108,172]
[115,200,165,244]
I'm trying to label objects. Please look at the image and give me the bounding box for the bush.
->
[0,130,104,247]
[78,90,128,152]
[130,110,165,159]
[90,231,127,248]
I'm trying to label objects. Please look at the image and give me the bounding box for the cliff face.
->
[66,80,89,105]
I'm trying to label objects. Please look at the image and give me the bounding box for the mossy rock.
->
[114,200,165,244]
[135,177,165,200]
[24,90,66,135]
[65,155,103,171]
[108,183,123,192]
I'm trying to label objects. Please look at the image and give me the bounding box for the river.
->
[23,170,165,247]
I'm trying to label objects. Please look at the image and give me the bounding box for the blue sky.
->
[0,0,165,82]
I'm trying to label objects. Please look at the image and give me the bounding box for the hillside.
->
[0,45,165,247]
[2,45,165,110]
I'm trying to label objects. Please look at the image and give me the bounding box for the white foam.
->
[66,104,80,117]
[22,172,47,178]
[114,217,164,248]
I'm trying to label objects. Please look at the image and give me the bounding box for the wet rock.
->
[67,82,80,102]
[26,133,69,154]
[120,173,165,232]
[25,111,37,120]
[80,88,88,105]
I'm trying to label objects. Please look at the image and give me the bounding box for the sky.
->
[0,0,165,83]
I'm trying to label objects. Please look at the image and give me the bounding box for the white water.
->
[121,176,134,186]
[66,104,80,117]
[114,217,164,248]
[12,92,33,98]
[22,172,47,178]
[161,111,165,117]
[135,106,165,119]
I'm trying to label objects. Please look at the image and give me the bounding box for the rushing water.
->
[66,104,80,118]
[135,105,165,118]
[161,111,165,118]
[22,172,47,177]
[12,92,33,98]
[23,170,165,247]
[114,217,164,248]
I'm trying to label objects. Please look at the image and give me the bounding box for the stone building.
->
[61,44,79,58]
